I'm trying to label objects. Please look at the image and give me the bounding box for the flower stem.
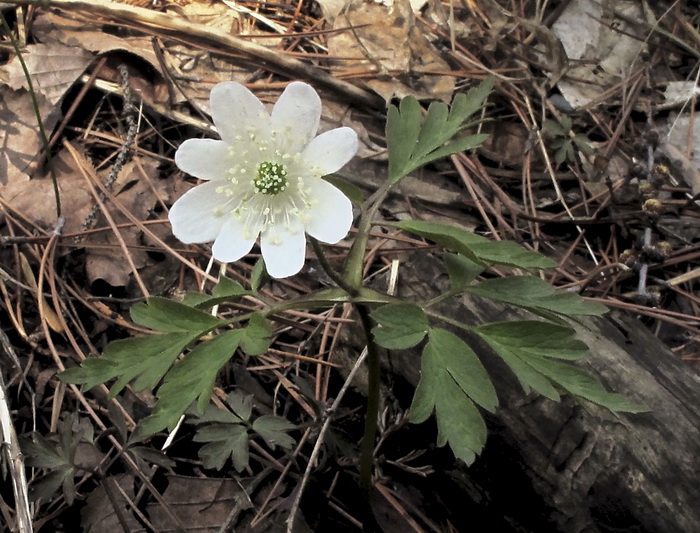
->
[342,182,391,289]
[356,303,381,530]
[309,237,358,296]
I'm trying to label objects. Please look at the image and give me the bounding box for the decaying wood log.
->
[337,253,700,532]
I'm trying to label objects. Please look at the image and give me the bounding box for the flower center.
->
[253,161,288,195]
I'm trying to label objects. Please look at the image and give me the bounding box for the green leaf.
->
[474,321,645,412]
[464,276,608,316]
[474,321,588,399]
[29,467,73,502]
[573,134,594,153]
[131,297,222,332]
[370,303,429,349]
[413,100,449,160]
[323,174,364,205]
[409,133,489,172]
[212,276,246,299]
[189,276,250,309]
[544,119,567,136]
[395,219,556,269]
[447,77,494,130]
[250,259,267,292]
[252,415,296,449]
[22,434,66,469]
[60,332,195,397]
[240,313,272,356]
[138,329,244,435]
[225,391,253,421]
[386,79,493,183]
[194,424,249,471]
[387,96,421,183]
[409,328,498,464]
[181,291,214,308]
[129,446,177,468]
[527,357,647,412]
[444,253,483,292]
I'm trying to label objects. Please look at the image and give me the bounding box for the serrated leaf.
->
[225,391,253,422]
[544,119,567,136]
[447,77,494,130]
[29,468,72,502]
[410,133,489,172]
[181,291,213,308]
[131,297,222,332]
[413,100,449,160]
[240,313,272,356]
[409,328,497,464]
[387,78,493,184]
[370,303,429,349]
[138,329,244,435]
[444,253,483,291]
[465,276,607,316]
[387,96,421,182]
[194,401,246,424]
[60,332,194,397]
[526,357,647,412]
[474,321,588,399]
[395,219,555,269]
[129,446,176,468]
[323,174,364,205]
[476,321,589,360]
[190,276,250,309]
[253,415,296,449]
[21,434,66,469]
[194,424,249,471]
[212,276,247,298]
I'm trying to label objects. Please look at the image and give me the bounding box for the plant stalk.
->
[356,303,381,529]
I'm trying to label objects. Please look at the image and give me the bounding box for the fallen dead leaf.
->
[0,86,60,186]
[552,0,647,108]
[0,42,93,106]
[328,0,455,102]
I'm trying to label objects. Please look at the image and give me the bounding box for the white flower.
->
[169,81,358,278]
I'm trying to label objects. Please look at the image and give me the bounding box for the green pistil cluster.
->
[254,161,288,195]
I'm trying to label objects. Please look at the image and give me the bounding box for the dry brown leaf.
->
[0,86,60,186]
[32,12,169,106]
[551,0,647,108]
[328,0,455,102]
[83,156,180,289]
[2,147,94,233]
[146,475,252,530]
[0,42,93,106]
[81,475,143,532]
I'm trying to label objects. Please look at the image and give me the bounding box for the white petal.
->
[271,82,321,154]
[212,217,258,263]
[260,223,307,278]
[303,179,353,244]
[301,127,358,175]
[175,139,231,181]
[168,182,228,243]
[210,82,270,144]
